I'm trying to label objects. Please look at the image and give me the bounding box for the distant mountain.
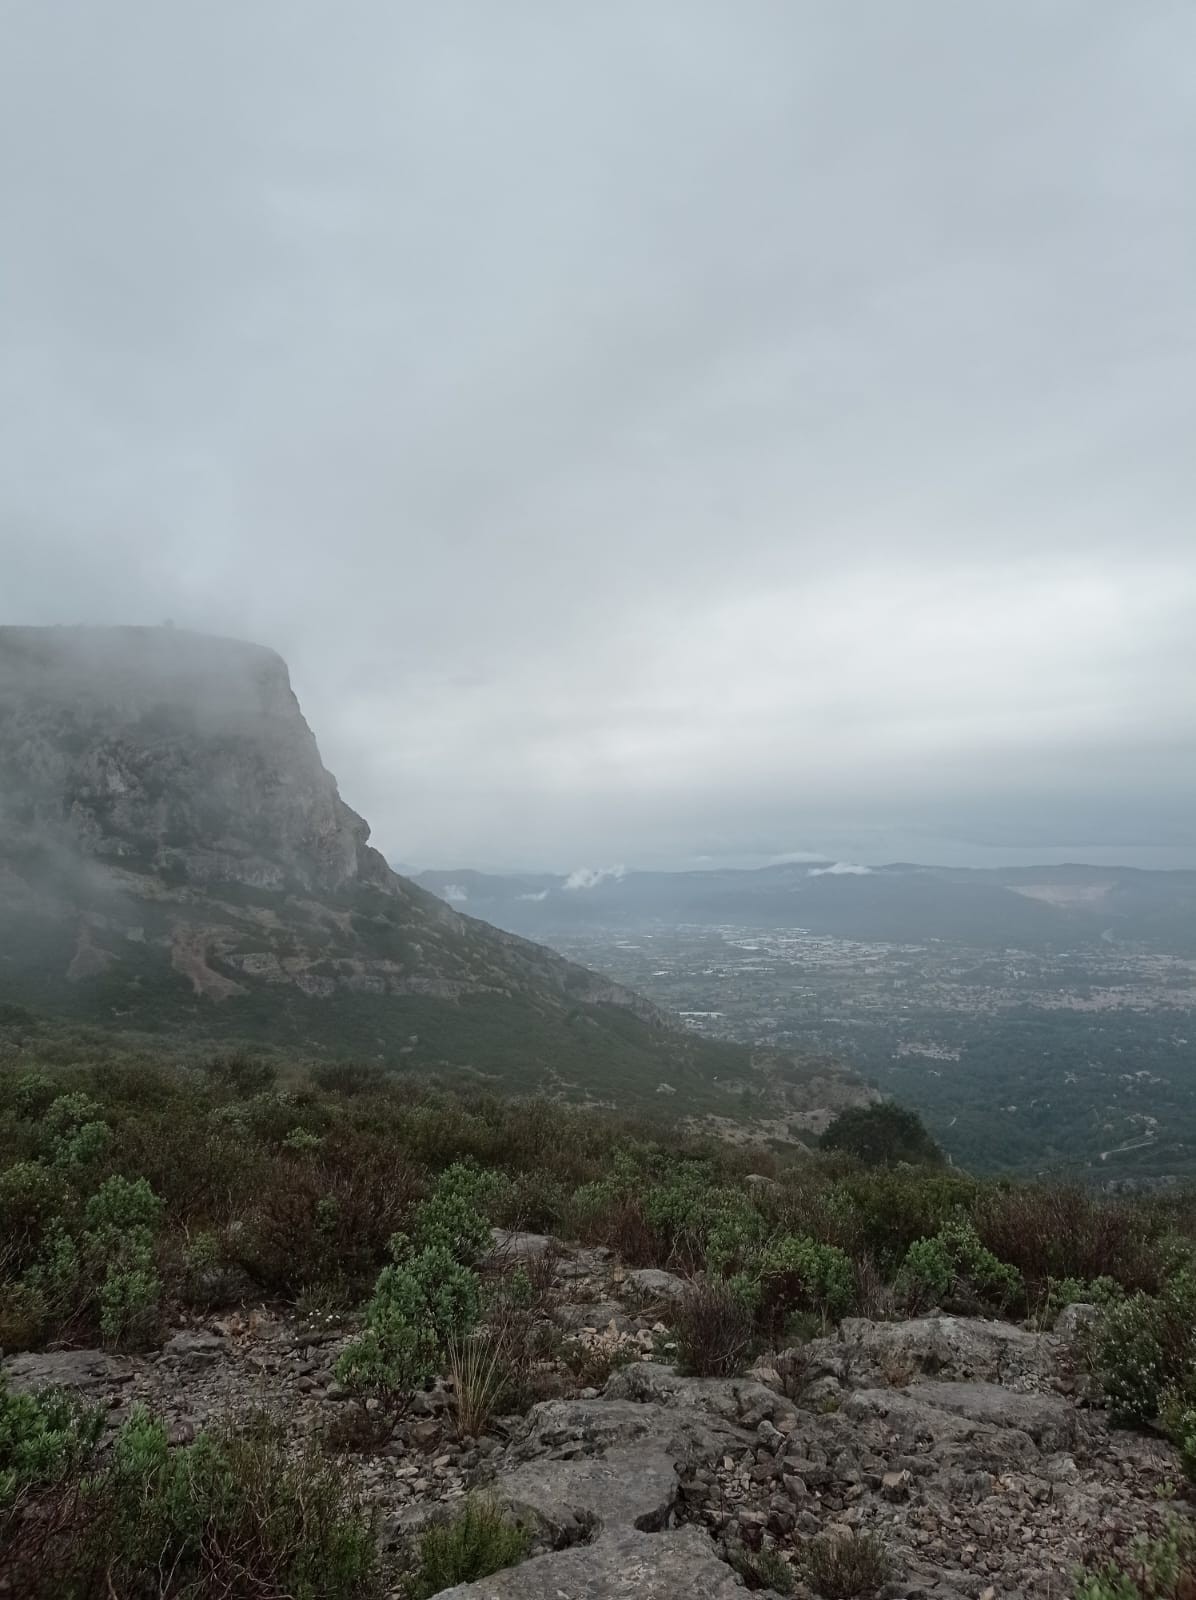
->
[0,626,869,1124]
[413,860,1196,953]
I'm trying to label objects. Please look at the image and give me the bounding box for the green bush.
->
[336,1240,481,1401]
[203,1051,278,1099]
[41,1093,104,1142]
[0,1280,49,1349]
[4,1404,380,1598]
[84,1176,164,1348]
[412,1162,507,1265]
[1094,1273,1196,1427]
[753,1233,857,1330]
[23,1221,81,1329]
[727,1542,797,1594]
[0,1161,64,1271]
[0,1377,103,1508]
[1047,1275,1126,1317]
[834,1169,977,1267]
[85,1175,164,1235]
[12,1070,57,1120]
[406,1496,531,1598]
[1159,1387,1196,1481]
[820,1103,943,1168]
[976,1183,1169,1296]
[1074,1518,1196,1600]
[896,1216,1022,1314]
[283,1125,323,1153]
[16,1175,165,1349]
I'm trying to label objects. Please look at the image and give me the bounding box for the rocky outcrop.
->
[3,1241,1190,1600]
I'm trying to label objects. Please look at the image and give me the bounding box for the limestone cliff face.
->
[0,625,682,1070]
[0,626,387,897]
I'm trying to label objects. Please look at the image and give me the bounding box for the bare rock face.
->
[0,626,379,894]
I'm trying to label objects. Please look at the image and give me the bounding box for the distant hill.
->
[412,860,1196,953]
[0,626,870,1125]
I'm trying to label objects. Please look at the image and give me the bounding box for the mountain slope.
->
[0,626,863,1119]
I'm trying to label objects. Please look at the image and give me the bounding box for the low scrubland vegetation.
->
[3,1024,1196,1595]
[0,1391,380,1598]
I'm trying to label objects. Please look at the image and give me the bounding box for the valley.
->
[539,924,1196,1180]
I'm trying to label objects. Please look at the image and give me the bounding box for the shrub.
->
[0,1377,103,1508]
[335,1320,440,1403]
[12,1071,57,1120]
[55,1119,112,1168]
[97,1264,161,1348]
[22,1222,81,1332]
[1094,1273,1196,1426]
[1047,1275,1126,1317]
[752,1234,857,1338]
[673,1280,756,1378]
[1159,1387,1196,1482]
[283,1125,323,1153]
[1074,1518,1196,1600]
[15,1175,165,1349]
[84,1175,164,1235]
[203,1051,278,1098]
[4,1405,381,1599]
[412,1162,508,1265]
[0,1161,64,1272]
[820,1103,943,1168]
[235,1138,416,1297]
[640,1165,764,1274]
[727,1541,797,1594]
[896,1216,1022,1314]
[335,1241,480,1401]
[976,1183,1168,1296]
[83,1176,164,1349]
[835,1169,977,1267]
[310,1062,388,1097]
[802,1530,893,1598]
[406,1497,531,1598]
[0,1281,48,1349]
[41,1093,104,1142]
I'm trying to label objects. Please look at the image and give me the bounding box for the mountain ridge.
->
[412,858,1196,952]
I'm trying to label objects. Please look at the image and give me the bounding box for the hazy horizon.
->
[3,4,1193,871]
[402,844,1196,877]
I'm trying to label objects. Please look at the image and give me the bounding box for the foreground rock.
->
[434,1525,747,1599]
[3,1259,1190,1599]
[678,1315,1181,1595]
[488,1393,752,1545]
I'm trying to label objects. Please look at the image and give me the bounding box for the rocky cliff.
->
[0,626,850,1116]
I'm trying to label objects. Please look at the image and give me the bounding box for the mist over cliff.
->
[0,626,862,1120]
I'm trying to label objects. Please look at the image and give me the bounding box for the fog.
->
[2,3,1193,870]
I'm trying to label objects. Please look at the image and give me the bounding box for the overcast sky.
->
[2,3,1194,871]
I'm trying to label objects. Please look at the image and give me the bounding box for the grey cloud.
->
[1,2,1193,870]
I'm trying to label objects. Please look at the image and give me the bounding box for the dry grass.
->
[447,1330,512,1439]
[802,1530,893,1599]
[673,1281,755,1378]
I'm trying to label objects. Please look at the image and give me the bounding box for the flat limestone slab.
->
[433,1525,748,1599]
[497,1443,681,1541]
[904,1379,1079,1451]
